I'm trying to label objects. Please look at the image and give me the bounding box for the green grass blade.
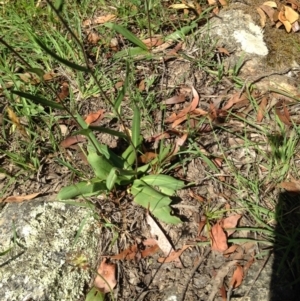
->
[114,61,129,113]
[165,23,198,41]
[131,180,181,224]
[104,23,148,50]
[33,36,89,72]
[113,47,151,59]
[141,174,185,191]
[57,181,106,200]
[11,90,64,110]
[132,105,141,148]
[88,126,127,139]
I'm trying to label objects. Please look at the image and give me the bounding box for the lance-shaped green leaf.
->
[85,287,105,301]
[87,151,115,180]
[33,36,89,72]
[165,23,198,41]
[140,174,185,196]
[12,90,64,110]
[106,167,118,191]
[57,180,106,200]
[131,180,181,224]
[104,23,148,50]
[122,144,136,168]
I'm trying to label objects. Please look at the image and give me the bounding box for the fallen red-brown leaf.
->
[94,258,117,293]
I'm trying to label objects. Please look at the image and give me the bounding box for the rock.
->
[0,197,101,301]
[207,7,300,94]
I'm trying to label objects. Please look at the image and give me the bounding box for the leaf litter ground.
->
[2,1,300,300]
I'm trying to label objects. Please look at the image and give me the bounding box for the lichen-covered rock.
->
[0,197,101,301]
[205,8,300,94]
[212,9,268,56]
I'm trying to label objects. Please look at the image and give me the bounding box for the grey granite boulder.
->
[0,197,101,301]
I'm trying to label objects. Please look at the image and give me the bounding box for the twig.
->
[178,248,211,301]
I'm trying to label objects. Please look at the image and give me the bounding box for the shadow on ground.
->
[270,191,300,301]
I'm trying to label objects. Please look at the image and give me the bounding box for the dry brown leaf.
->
[110,239,159,261]
[256,7,267,28]
[142,245,160,258]
[286,0,299,10]
[6,107,29,138]
[43,70,59,81]
[243,256,255,277]
[189,190,206,203]
[217,47,230,56]
[147,131,170,142]
[222,92,248,111]
[2,192,40,203]
[115,81,124,89]
[167,133,188,158]
[151,41,173,54]
[259,5,275,25]
[222,214,242,236]
[85,109,105,125]
[223,244,239,256]
[83,14,116,26]
[194,1,202,14]
[276,20,283,28]
[19,73,40,84]
[228,245,244,260]
[257,96,268,122]
[110,245,138,260]
[229,264,244,289]
[163,94,186,105]
[158,245,190,263]
[284,5,299,23]
[142,37,164,48]
[197,215,207,236]
[176,86,199,118]
[136,79,145,92]
[60,135,86,148]
[94,258,117,293]
[219,0,228,6]
[139,152,157,163]
[210,221,228,252]
[207,0,216,5]
[213,6,219,15]
[171,115,189,128]
[220,284,227,301]
[147,213,183,267]
[278,10,292,32]
[263,1,277,8]
[165,112,177,124]
[87,31,101,44]
[278,180,300,192]
[169,3,194,9]
[275,100,291,125]
[56,82,69,102]
[167,86,199,127]
[192,108,208,115]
